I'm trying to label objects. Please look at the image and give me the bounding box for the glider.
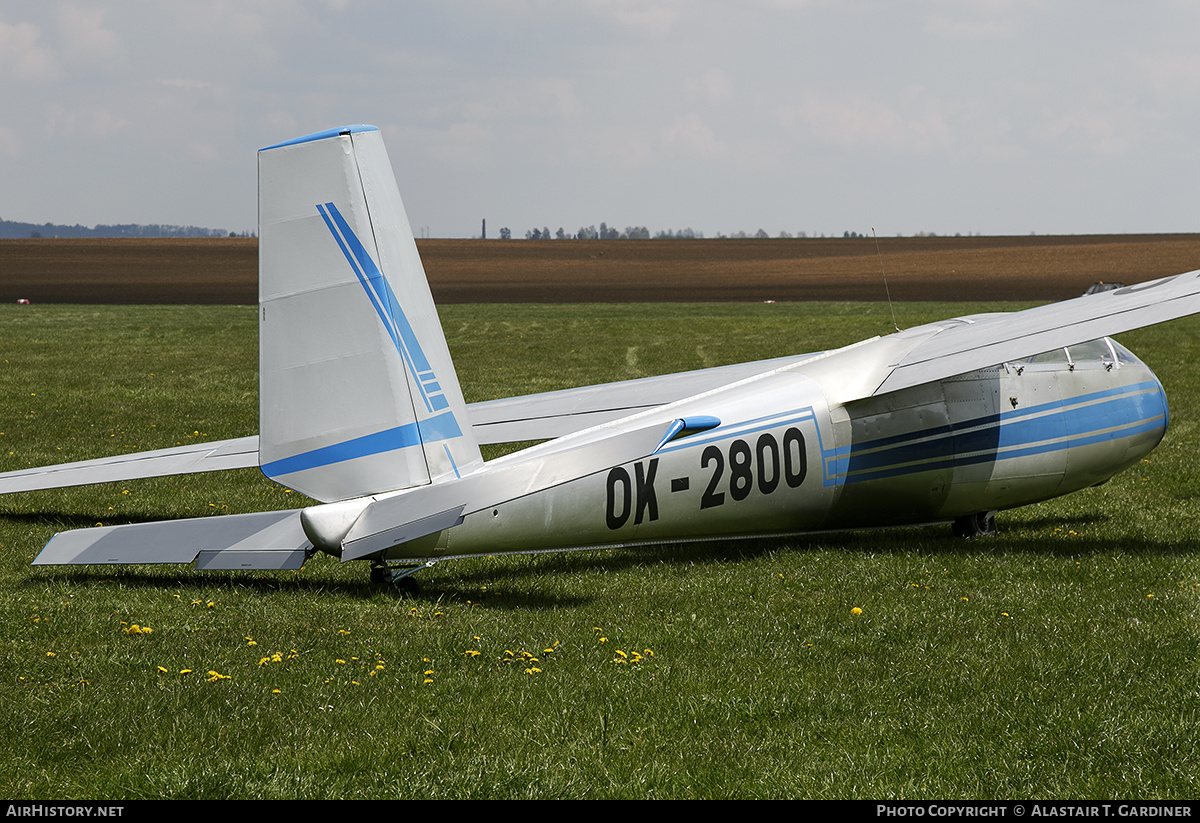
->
[5,124,1200,592]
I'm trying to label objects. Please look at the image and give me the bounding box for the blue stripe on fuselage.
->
[822,381,1165,485]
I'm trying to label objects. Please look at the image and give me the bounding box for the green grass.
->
[1,302,1199,798]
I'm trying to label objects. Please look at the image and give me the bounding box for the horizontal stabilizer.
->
[339,418,681,560]
[0,437,259,494]
[33,509,309,569]
[195,548,308,570]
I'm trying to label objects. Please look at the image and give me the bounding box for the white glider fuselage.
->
[364,327,1165,564]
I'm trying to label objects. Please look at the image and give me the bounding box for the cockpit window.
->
[1108,339,1141,365]
[1067,339,1115,364]
[1021,348,1069,365]
[1014,338,1119,371]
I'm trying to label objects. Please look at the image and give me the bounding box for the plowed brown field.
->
[2,234,1198,304]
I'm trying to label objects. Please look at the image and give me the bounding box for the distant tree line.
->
[0,218,250,239]
[501,224,899,240]
[508,222,707,240]
[493,224,987,240]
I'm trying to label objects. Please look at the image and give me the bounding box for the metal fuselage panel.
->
[824,348,1166,527]
[384,372,841,560]
[380,339,1167,561]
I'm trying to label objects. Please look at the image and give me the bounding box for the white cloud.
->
[0,125,23,159]
[923,13,1015,40]
[1032,105,1138,158]
[42,103,130,142]
[660,113,726,158]
[0,20,58,81]
[56,5,121,64]
[780,88,952,154]
[694,68,733,106]
[582,0,685,36]
[1136,51,1200,99]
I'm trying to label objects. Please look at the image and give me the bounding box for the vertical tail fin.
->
[257,125,482,502]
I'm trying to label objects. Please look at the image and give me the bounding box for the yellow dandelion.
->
[180,669,192,674]
[851,607,863,615]
[157,666,168,673]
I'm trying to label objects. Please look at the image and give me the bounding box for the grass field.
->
[2,301,1199,799]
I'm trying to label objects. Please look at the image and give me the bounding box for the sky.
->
[1,0,1198,238]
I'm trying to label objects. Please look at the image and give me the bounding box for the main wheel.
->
[394,576,420,597]
[952,510,996,538]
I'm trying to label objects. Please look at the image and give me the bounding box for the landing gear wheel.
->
[369,562,423,596]
[370,563,389,586]
[953,510,996,539]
